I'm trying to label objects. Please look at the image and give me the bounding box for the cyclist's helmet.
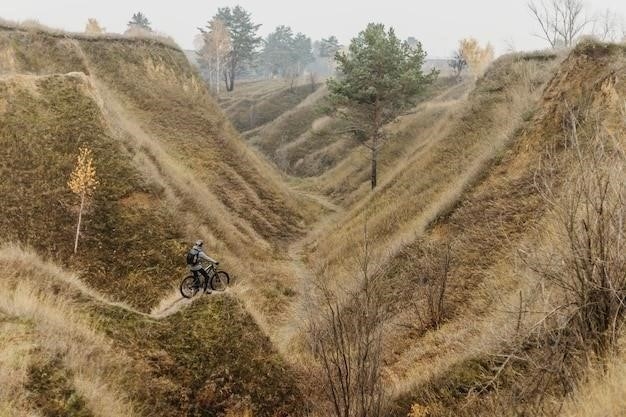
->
[195,239,204,247]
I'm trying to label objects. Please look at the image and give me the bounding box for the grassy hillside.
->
[245,77,466,182]
[0,71,185,311]
[296,42,626,416]
[0,24,311,416]
[219,78,319,133]
[308,50,564,274]
[0,26,316,317]
[0,22,312,416]
[0,245,304,417]
[388,42,625,416]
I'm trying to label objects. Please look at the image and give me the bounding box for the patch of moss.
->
[93,296,305,417]
[25,356,93,417]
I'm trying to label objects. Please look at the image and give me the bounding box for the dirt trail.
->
[273,190,345,354]
[146,189,339,335]
[267,80,475,355]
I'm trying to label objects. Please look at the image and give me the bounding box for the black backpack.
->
[186,248,200,266]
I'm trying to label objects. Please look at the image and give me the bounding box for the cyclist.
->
[186,239,219,294]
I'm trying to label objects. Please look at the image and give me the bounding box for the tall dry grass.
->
[385,42,626,416]
[289,42,624,417]
[0,244,140,417]
[561,340,626,417]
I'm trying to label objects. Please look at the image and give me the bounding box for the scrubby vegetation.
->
[285,41,624,417]
[1,14,625,417]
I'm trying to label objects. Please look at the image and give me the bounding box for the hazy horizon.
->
[1,0,625,58]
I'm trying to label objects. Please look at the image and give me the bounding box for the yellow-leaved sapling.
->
[68,147,98,254]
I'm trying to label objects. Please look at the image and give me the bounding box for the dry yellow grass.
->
[273,43,624,416]
[561,342,626,417]
[2,18,625,417]
[0,245,140,417]
[246,77,464,180]
[220,78,320,133]
[1,26,313,415]
[306,52,562,292]
[378,43,624,415]
[0,25,323,328]
[0,17,180,48]
[0,244,307,416]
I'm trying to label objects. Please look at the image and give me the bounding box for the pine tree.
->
[319,36,340,58]
[128,12,151,31]
[328,24,436,190]
[261,25,295,77]
[293,32,314,75]
[319,36,341,74]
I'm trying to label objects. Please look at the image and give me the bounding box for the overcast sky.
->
[1,1,625,58]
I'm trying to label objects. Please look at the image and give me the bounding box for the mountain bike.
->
[180,263,230,298]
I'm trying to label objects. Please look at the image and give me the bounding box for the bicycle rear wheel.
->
[210,271,230,291]
[180,276,199,298]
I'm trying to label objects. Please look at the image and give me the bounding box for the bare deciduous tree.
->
[448,49,467,82]
[198,18,232,94]
[68,147,98,254]
[592,9,624,42]
[308,227,388,417]
[528,0,590,48]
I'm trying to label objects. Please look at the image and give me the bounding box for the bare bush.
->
[308,228,388,417]
[592,9,625,42]
[123,26,152,38]
[496,107,626,413]
[533,109,626,358]
[402,241,452,332]
[417,243,451,331]
[448,49,467,82]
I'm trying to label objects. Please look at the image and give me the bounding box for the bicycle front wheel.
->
[180,276,199,298]
[210,271,230,291]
